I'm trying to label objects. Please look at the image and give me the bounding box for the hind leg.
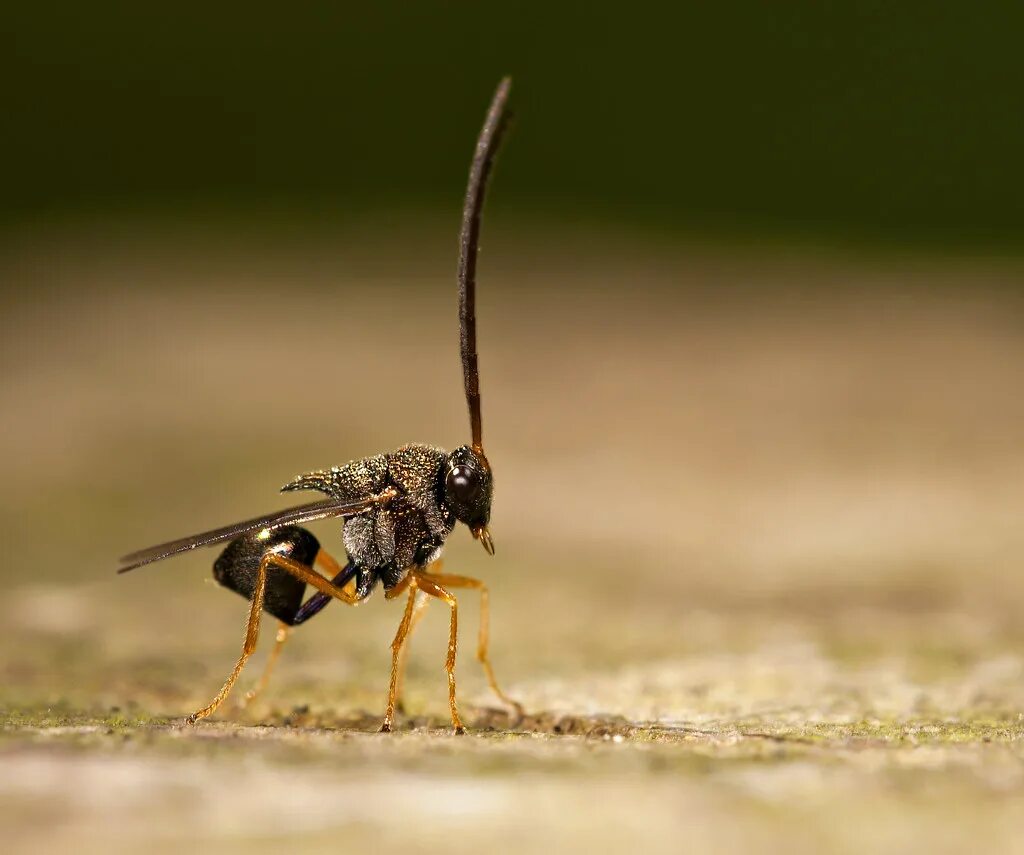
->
[236,622,290,708]
[189,552,360,723]
[236,551,357,710]
[187,559,269,723]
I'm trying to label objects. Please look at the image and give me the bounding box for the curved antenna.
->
[458,77,511,452]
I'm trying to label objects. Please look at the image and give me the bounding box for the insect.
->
[118,78,520,734]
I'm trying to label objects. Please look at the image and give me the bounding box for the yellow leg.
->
[411,573,465,734]
[418,571,524,720]
[237,623,290,709]
[188,553,360,724]
[380,578,420,732]
[187,556,268,723]
[235,549,352,711]
[393,592,430,713]
[268,553,361,604]
[314,548,345,578]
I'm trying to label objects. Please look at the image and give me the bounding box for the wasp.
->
[118,78,520,734]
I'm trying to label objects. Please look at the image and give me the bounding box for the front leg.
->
[409,573,465,734]
[417,570,523,721]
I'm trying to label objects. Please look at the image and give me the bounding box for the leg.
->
[393,592,430,714]
[380,578,419,732]
[270,553,362,604]
[189,552,360,723]
[390,559,441,713]
[187,552,270,723]
[418,571,523,719]
[291,551,359,626]
[410,573,465,734]
[239,550,355,709]
[237,622,290,708]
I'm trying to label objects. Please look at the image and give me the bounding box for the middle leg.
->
[380,576,419,732]
[389,558,440,713]
[393,592,430,714]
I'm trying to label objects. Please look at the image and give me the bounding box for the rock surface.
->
[1,228,1022,853]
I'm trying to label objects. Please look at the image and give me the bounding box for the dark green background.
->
[4,2,1023,248]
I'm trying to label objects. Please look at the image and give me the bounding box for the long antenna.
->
[458,77,511,452]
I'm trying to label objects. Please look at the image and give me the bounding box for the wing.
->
[117,489,396,573]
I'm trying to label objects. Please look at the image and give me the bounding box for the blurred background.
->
[4,2,1024,246]
[2,3,1024,852]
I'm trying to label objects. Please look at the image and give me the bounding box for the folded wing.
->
[117,489,395,573]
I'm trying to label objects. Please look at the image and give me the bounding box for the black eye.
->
[446,464,481,504]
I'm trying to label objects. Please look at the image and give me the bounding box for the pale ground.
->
[1,221,1023,853]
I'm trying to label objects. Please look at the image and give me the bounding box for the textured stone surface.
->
[1,228,1023,853]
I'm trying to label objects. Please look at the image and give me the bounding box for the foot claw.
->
[454,725,466,735]
[379,721,393,733]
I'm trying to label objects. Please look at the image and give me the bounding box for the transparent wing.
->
[117,490,394,573]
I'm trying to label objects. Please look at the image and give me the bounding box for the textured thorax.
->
[282,444,455,588]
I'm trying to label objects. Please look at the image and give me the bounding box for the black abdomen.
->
[213,526,320,625]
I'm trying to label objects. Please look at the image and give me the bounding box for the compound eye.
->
[446,464,482,504]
